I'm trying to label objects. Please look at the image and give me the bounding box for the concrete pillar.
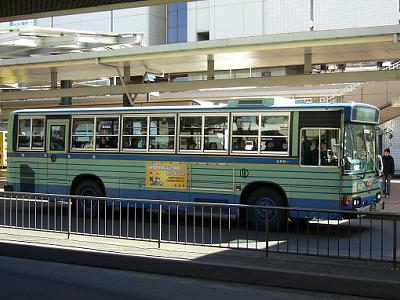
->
[304,48,312,74]
[123,65,132,106]
[59,80,72,106]
[207,54,215,80]
[51,69,57,89]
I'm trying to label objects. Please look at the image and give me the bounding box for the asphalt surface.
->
[0,255,377,300]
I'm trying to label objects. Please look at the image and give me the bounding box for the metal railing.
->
[0,191,398,269]
[321,60,400,103]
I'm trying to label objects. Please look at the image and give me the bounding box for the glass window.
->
[149,116,175,150]
[17,118,31,149]
[260,115,289,153]
[178,6,187,25]
[204,116,228,151]
[177,26,187,43]
[32,118,45,149]
[179,116,202,151]
[167,2,187,44]
[232,115,259,152]
[168,27,178,44]
[17,117,45,150]
[72,118,94,150]
[168,3,178,12]
[122,116,147,150]
[344,124,375,173]
[95,117,119,150]
[50,125,66,151]
[301,128,339,167]
[169,11,178,26]
[301,129,319,166]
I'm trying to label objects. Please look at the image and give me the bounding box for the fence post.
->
[158,203,162,249]
[393,215,398,270]
[68,197,71,239]
[265,208,269,258]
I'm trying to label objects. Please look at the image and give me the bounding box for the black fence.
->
[0,192,398,270]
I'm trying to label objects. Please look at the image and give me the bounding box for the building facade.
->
[187,0,398,41]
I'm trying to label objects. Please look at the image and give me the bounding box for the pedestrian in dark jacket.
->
[382,148,395,197]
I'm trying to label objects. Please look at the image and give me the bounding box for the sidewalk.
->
[382,180,400,213]
[0,226,398,299]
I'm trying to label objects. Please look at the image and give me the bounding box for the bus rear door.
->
[46,119,69,195]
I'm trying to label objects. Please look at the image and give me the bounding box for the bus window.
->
[301,128,339,166]
[232,115,258,152]
[17,118,31,149]
[50,125,66,151]
[204,115,228,151]
[320,130,339,166]
[260,115,289,153]
[17,117,45,150]
[179,116,201,151]
[95,117,119,150]
[32,118,45,149]
[71,117,94,150]
[149,116,175,151]
[122,116,147,150]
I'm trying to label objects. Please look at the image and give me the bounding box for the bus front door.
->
[46,119,69,195]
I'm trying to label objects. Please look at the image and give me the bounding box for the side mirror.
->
[385,130,394,140]
[377,155,383,176]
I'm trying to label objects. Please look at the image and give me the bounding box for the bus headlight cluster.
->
[353,198,360,207]
[376,193,381,202]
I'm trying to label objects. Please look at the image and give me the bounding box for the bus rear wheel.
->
[247,187,287,231]
[73,179,104,216]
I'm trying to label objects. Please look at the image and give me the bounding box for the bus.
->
[5,98,384,229]
[0,131,7,168]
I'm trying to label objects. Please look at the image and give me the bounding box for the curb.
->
[0,241,398,299]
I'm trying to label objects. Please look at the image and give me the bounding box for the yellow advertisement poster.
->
[146,161,187,189]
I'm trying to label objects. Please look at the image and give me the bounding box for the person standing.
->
[382,148,395,197]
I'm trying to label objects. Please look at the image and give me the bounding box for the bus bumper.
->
[356,200,384,213]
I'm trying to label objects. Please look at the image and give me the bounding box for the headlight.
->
[376,193,381,202]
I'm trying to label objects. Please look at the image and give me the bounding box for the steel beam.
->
[1,69,400,101]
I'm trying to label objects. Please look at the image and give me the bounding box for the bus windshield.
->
[344,124,376,174]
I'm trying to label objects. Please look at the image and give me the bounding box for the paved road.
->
[0,256,374,300]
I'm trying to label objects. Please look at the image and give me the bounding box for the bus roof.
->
[13,102,378,115]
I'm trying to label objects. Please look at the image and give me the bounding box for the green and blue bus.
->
[5,98,384,228]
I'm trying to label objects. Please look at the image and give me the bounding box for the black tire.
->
[246,187,287,231]
[73,179,105,217]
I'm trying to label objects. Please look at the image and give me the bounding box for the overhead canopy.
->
[0,0,190,22]
[1,25,400,87]
[379,101,400,124]
[0,26,143,59]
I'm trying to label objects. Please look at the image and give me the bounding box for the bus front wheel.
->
[73,179,104,216]
[247,187,287,231]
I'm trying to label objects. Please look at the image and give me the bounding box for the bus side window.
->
[122,116,147,151]
[204,115,228,152]
[149,116,175,151]
[96,117,119,150]
[301,128,339,166]
[301,129,319,166]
